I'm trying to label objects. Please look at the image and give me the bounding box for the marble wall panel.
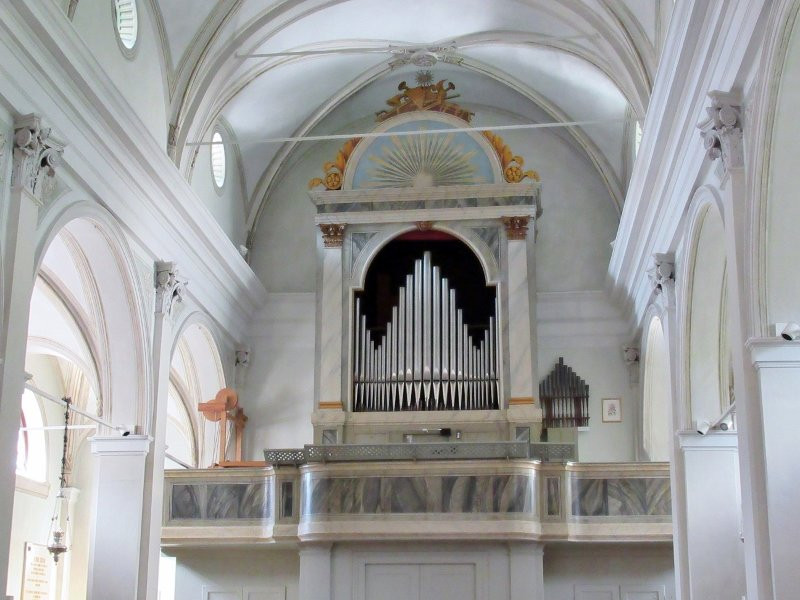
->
[168,482,271,523]
[303,474,536,516]
[570,477,671,517]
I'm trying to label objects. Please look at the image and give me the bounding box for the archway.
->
[170,321,226,468]
[642,316,671,461]
[686,205,731,425]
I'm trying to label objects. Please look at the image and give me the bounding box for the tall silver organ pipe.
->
[353,251,500,411]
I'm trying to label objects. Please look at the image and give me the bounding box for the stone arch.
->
[33,202,150,430]
[169,315,227,467]
[753,0,800,331]
[641,313,672,462]
[680,188,730,426]
[350,223,500,292]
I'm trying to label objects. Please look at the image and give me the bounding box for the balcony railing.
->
[162,459,671,547]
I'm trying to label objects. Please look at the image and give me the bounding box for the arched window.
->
[211,130,226,189]
[16,390,47,482]
[113,0,139,51]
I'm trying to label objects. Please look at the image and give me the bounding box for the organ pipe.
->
[353,251,499,411]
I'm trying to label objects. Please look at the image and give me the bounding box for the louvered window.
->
[211,131,226,188]
[114,0,138,50]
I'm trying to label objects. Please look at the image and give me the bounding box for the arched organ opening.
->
[353,244,500,412]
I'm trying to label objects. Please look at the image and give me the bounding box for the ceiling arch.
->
[148,0,667,243]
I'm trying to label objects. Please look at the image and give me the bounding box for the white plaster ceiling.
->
[154,0,668,230]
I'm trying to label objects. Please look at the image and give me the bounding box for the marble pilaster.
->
[503,217,536,406]
[317,224,345,411]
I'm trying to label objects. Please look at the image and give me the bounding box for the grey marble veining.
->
[317,195,535,214]
[168,482,271,523]
[545,477,561,517]
[303,474,536,516]
[570,477,671,517]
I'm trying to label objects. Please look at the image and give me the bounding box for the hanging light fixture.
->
[47,397,71,563]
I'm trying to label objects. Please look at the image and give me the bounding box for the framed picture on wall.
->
[602,398,622,423]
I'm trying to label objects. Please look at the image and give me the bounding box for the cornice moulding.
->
[607,0,763,328]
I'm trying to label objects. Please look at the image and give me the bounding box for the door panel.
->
[365,563,420,600]
[420,564,476,600]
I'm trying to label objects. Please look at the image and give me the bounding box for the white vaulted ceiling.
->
[151,0,669,233]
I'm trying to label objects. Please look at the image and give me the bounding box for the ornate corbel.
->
[648,253,675,295]
[12,114,65,202]
[235,347,250,367]
[502,216,530,240]
[622,346,640,365]
[319,223,346,248]
[698,91,743,174]
[154,261,187,316]
[622,345,640,385]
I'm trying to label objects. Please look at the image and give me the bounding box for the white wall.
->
[171,547,299,600]
[544,543,675,600]
[7,354,96,600]
[242,293,316,455]
[188,125,248,248]
[70,0,168,148]
[537,291,636,462]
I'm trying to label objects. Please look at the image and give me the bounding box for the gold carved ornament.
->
[482,131,540,184]
[308,137,361,190]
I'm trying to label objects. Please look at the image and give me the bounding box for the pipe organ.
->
[353,251,499,411]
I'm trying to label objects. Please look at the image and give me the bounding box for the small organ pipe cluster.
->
[353,251,500,411]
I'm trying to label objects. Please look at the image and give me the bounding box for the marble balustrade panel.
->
[168,481,271,523]
[302,473,536,516]
[316,195,536,214]
[570,477,671,518]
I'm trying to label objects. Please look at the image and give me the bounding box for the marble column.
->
[299,543,332,600]
[508,542,544,600]
[747,339,800,599]
[502,216,537,406]
[316,224,346,417]
[699,92,773,600]
[677,432,746,600]
[138,261,185,600]
[0,115,63,594]
[87,435,151,600]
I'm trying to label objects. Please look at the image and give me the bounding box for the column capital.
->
[648,252,675,295]
[154,261,187,316]
[502,215,530,240]
[319,223,346,248]
[698,91,743,174]
[89,435,152,456]
[12,114,65,201]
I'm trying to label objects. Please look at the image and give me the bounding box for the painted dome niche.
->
[308,74,540,192]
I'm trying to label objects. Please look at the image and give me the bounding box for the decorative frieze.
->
[319,223,346,248]
[12,114,64,201]
[502,215,530,240]
[698,91,743,173]
[154,260,187,316]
